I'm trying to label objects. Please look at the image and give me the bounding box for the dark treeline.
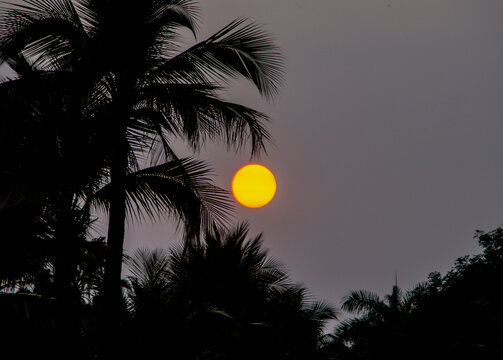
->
[1,223,336,359]
[1,1,502,359]
[327,228,503,360]
[2,219,503,359]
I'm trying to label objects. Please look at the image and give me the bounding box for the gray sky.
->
[125,0,503,315]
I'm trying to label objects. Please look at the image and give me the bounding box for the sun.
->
[231,164,277,208]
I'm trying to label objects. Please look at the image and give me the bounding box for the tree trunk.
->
[101,117,129,359]
[100,75,132,358]
[103,143,127,311]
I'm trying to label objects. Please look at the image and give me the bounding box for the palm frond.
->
[136,81,272,156]
[400,282,430,313]
[91,157,234,239]
[341,290,385,315]
[308,300,339,322]
[146,0,200,37]
[126,248,171,288]
[0,0,85,69]
[157,18,284,100]
[334,316,376,340]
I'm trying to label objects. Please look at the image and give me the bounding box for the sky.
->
[4,0,503,321]
[124,0,503,316]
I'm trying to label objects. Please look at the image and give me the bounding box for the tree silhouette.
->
[0,60,107,301]
[333,282,432,360]
[328,229,503,360]
[0,0,284,317]
[125,224,337,360]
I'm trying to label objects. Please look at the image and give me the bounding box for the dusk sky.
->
[116,0,503,313]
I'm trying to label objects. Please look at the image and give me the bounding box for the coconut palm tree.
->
[0,63,234,304]
[125,224,337,360]
[0,0,283,313]
[333,283,432,360]
[0,62,246,359]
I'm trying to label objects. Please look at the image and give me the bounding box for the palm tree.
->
[0,63,233,304]
[334,283,431,360]
[0,0,283,313]
[0,59,242,358]
[0,59,107,301]
[125,224,337,360]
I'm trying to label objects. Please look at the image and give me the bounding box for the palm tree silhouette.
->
[334,283,431,359]
[125,224,336,359]
[0,43,243,358]
[0,58,107,301]
[0,0,283,314]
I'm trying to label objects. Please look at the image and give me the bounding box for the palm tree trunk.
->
[103,144,127,311]
[99,75,132,358]
[101,118,129,358]
[102,153,126,359]
[104,77,131,311]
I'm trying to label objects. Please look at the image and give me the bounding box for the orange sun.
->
[231,164,276,208]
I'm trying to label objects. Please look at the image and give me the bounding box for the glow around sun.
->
[231,164,276,208]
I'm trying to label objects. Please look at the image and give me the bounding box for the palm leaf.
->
[308,300,339,323]
[91,157,234,239]
[145,0,200,38]
[136,81,272,155]
[0,0,85,69]
[341,290,386,315]
[126,248,171,289]
[155,18,284,100]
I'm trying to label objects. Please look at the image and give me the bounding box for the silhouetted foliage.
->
[0,0,276,310]
[0,1,285,357]
[4,2,503,360]
[124,224,337,360]
[329,228,503,360]
[0,63,107,301]
[0,293,99,360]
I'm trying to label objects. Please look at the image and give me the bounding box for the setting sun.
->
[231,164,276,208]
